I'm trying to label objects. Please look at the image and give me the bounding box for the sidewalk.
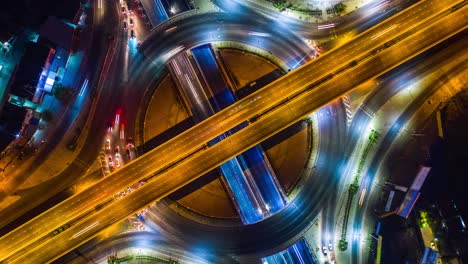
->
[191,0,219,12]
[244,0,375,23]
[302,211,323,262]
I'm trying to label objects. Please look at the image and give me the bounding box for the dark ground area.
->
[0,0,80,35]
[425,90,468,263]
[440,90,468,219]
[423,89,468,223]
[380,214,424,263]
[379,89,468,263]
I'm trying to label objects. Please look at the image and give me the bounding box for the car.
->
[106,120,114,132]
[123,21,128,31]
[129,18,134,27]
[130,29,135,39]
[115,157,121,168]
[322,246,328,256]
[328,242,333,251]
[127,136,134,147]
[126,149,131,159]
[121,6,126,14]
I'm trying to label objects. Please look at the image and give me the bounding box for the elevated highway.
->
[0,0,466,262]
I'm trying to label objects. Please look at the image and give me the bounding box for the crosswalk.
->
[128,214,149,232]
[342,96,354,126]
[359,104,376,118]
[98,151,111,176]
[342,96,377,127]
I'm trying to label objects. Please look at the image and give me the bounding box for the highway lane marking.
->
[72,221,99,239]
[0,1,460,258]
[371,24,398,40]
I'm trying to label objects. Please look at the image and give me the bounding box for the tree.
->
[272,0,288,11]
[41,109,53,122]
[52,83,72,102]
[334,2,346,14]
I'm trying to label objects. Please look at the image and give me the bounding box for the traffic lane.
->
[349,37,468,263]
[316,105,344,257]
[125,0,468,254]
[130,9,307,142]
[355,51,468,262]
[57,231,230,264]
[0,4,458,258]
[337,0,417,37]
[0,0,119,231]
[361,34,468,119]
[139,0,442,115]
[346,43,452,154]
[138,0,458,133]
[190,45,231,102]
[0,0,460,258]
[347,33,468,263]
[0,6,442,260]
[320,103,346,252]
[242,146,286,213]
[210,0,324,38]
[139,0,168,27]
[188,46,274,218]
[169,53,215,121]
[15,61,381,262]
[13,21,456,260]
[2,8,127,262]
[212,0,426,39]
[0,0,102,213]
[220,157,264,223]
[101,12,145,160]
[126,13,468,254]
[140,17,310,69]
[143,0,457,69]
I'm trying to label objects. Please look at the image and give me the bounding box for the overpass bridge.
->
[0,0,466,262]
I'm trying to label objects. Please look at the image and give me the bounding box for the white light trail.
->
[248,32,271,37]
[368,1,389,14]
[359,188,367,207]
[172,60,182,75]
[115,113,120,125]
[165,26,177,33]
[72,221,100,239]
[162,46,184,61]
[371,24,398,40]
[318,23,335,30]
[292,244,306,264]
[78,79,88,97]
